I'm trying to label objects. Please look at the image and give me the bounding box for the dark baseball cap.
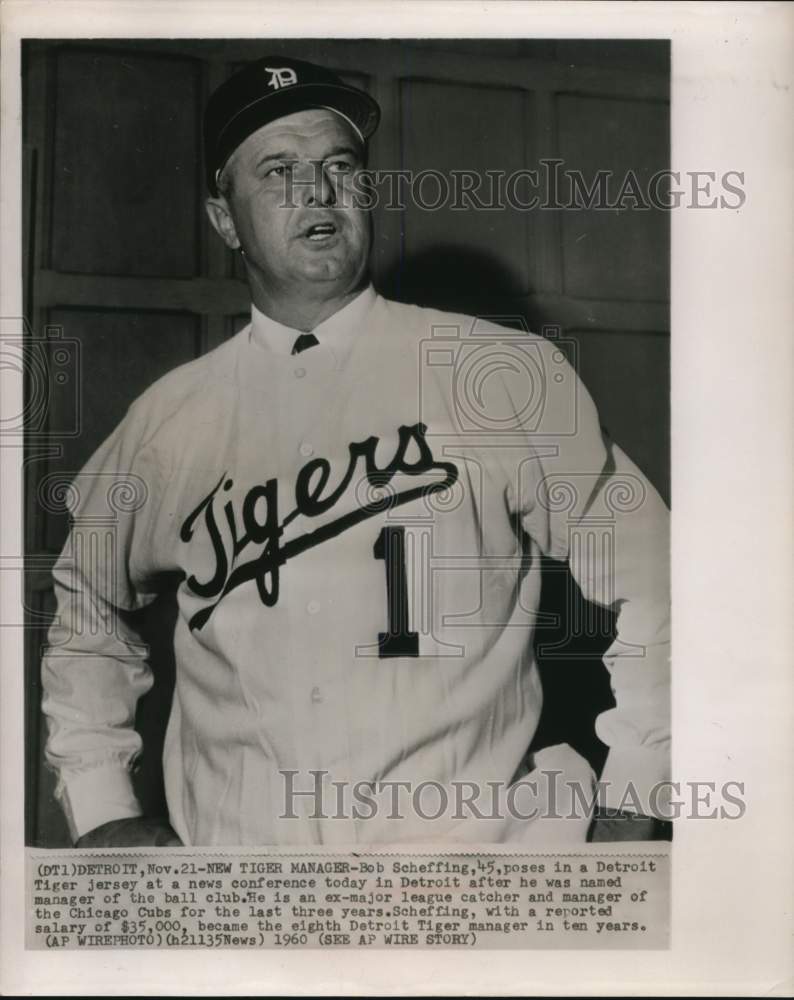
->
[203,56,381,195]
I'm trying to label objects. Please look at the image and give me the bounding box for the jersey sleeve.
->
[514,340,671,816]
[41,403,167,842]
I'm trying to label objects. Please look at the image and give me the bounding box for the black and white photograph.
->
[1,1,792,995]
[22,36,672,852]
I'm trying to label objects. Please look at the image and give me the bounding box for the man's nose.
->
[297,161,337,207]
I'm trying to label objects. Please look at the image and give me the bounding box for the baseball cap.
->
[203,56,381,195]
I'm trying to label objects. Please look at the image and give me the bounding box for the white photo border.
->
[2,1,792,995]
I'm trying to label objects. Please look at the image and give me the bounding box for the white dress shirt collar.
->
[249,284,377,367]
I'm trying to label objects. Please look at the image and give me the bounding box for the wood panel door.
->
[23,39,669,845]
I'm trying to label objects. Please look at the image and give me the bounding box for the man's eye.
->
[264,164,291,178]
[326,160,355,175]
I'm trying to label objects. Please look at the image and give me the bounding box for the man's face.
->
[207,109,370,298]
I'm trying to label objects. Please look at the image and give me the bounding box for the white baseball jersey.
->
[42,285,670,846]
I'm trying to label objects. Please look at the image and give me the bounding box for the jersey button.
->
[294,366,306,379]
[299,442,314,457]
[306,600,320,615]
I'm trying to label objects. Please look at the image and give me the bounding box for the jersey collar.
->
[249,284,377,368]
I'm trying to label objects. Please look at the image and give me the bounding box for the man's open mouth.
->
[303,222,338,242]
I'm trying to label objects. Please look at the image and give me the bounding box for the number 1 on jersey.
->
[373,526,419,658]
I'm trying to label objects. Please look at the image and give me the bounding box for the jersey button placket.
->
[286,348,354,840]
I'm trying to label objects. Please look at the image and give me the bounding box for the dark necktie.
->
[291,333,319,355]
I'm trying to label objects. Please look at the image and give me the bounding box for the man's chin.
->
[295,256,365,287]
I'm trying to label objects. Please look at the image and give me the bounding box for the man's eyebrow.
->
[254,145,363,170]
[323,144,363,160]
[254,150,298,170]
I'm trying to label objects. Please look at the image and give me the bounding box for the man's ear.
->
[205,196,241,250]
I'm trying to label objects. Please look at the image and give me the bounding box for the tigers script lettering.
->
[179,423,458,630]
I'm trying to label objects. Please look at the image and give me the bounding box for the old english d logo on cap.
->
[265,66,298,90]
[203,55,381,195]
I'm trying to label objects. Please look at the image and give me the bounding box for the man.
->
[41,56,670,847]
